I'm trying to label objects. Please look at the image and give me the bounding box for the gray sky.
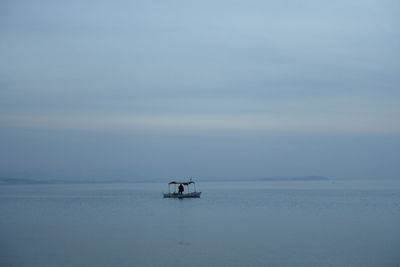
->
[0,0,399,181]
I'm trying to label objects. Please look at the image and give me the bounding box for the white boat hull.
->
[163,192,201,198]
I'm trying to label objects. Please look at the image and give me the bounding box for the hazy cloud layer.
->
[1,110,399,134]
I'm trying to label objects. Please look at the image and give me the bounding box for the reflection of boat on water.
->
[163,180,201,198]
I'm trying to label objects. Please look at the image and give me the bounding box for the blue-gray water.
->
[1,180,400,267]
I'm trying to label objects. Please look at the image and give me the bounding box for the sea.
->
[1,180,400,267]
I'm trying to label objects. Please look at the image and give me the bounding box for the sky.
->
[0,0,399,181]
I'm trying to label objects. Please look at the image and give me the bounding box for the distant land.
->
[0,177,49,184]
[0,177,161,184]
[196,176,331,182]
[291,176,330,181]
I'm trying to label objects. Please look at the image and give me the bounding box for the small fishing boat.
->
[163,180,201,198]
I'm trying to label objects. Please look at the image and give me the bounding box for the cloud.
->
[1,112,399,134]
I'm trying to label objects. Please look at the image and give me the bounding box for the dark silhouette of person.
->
[178,184,184,194]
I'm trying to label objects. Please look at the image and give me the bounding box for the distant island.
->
[291,176,330,181]
[251,176,330,182]
[0,177,50,184]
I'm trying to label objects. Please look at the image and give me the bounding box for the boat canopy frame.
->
[168,181,194,185]
[164,179,201,198]
[167,181,197,193]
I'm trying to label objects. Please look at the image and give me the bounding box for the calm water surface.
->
[1,180,400,267]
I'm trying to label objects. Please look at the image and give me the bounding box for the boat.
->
[163,180,201,198]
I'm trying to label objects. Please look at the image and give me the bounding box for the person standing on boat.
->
[178,183,184,195]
